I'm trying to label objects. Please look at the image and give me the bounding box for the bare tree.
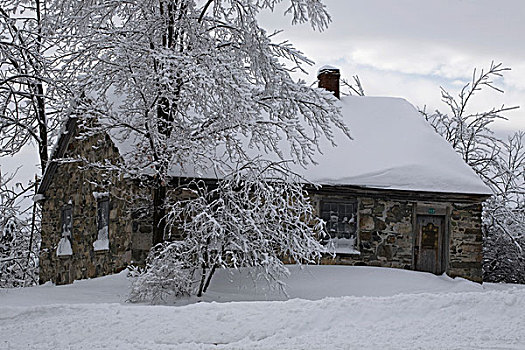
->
[420,62,525,283]
[0,169,39,287]
[420,62,518,184]
[0,1,64,288]
[0,0,62,172]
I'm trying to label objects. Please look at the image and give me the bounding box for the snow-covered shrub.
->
[0,215,38,288]
[129,242,193,303]
[163,163,327,297]
[130,162,328,300]
[483,232,525,283]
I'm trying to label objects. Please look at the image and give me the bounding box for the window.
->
[93,196,110,251]
[56,203,73,256]
[320,200,359,254]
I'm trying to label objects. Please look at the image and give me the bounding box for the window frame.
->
[61,203,73,239]
[93,196,110,252]
[319,198,359,255]
[57,202,73,256]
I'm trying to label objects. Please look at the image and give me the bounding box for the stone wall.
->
[315,195,415,269]
[39,131,153,284]
[39,125,484,284]
[313,194,483,281]
[448,203,483,281]
[357,198,415,268]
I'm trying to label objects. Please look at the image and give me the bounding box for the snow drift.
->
[1,266,524,349]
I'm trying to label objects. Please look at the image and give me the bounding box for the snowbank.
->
[1,266,525,349]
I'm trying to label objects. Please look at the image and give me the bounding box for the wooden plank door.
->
[415,215,445,274]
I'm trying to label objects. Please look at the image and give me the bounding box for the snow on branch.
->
[420,62,525,283]
[49,0,343,298]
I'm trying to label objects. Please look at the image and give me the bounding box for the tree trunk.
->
[35,81,47,172]
[150,0,184,249]
[202,264,217,294]
[196,263,207,297]
[35,0,47,173]
[152,184,167,245]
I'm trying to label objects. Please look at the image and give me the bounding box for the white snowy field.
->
[1,266,525,350]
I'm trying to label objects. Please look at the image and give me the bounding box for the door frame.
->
[412,203,450,274]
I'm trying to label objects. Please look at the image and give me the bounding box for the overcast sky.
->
[3,0,525,186]
[260,0,525,133]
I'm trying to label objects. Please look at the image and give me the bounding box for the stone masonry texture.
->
[39,127,484,284]
[39,131,153,285]
[314,195,483,282]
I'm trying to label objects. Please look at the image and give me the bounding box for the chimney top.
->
[317,66,340,99]
[317,65,339,76]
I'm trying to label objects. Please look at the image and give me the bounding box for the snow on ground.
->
[1,266,525,349]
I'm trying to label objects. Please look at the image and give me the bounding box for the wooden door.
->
[415,215,445,274]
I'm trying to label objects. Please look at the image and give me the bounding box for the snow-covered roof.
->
[106,95,490,195]
[292,96,491,194]
[41,91,489,196]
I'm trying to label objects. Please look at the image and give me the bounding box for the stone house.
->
[36,67,491,285]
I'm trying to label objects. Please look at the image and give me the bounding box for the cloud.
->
[259,0,525,133]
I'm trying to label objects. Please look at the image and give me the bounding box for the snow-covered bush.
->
[130,163,327,300]
[129,243,192,303]
[167,163,326,296]
[0,217,38,288]
[482,194,525,283]
[483,228,525,284]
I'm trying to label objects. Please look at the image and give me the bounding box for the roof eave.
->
[37,117,78,195]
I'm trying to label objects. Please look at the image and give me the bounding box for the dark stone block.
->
[377,244,393,259]
[464,228,481,236]
[372,203,385,216]
[386,205,407,224]
[376,219,387,231]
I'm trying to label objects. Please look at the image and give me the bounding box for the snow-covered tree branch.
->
[0,169,39,287]
[420,62,525,283]
[0,0,64,172]
[47,0,346,299]
[420,62,518,184]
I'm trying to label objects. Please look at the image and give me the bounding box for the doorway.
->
[415,215,446,274]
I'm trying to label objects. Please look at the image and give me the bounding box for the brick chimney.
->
[317,66,340,99]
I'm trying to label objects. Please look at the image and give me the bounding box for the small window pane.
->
[94,198,110,251]
[320,200,358,254]
[61,205,72,238]
[97,198,109,231]
[57,204,73,256]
